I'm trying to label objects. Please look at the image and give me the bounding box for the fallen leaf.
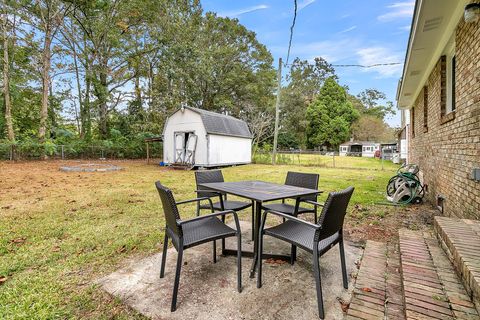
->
[337,297,349,313]
[265,258,287,265]
[10,237,26,244]
[361,287,372,292]
[0,276,7,285]
[52,246,61,252]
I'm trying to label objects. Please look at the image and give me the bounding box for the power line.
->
[332,62,402,68]
[281,61,402,68]
[285,0,297,65]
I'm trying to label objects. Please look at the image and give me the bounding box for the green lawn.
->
[0,160,398,319]
[253,152,398,171]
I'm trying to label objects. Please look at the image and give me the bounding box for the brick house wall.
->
[409,17,480,219]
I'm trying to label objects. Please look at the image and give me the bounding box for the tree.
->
[24,0,71,141]
[354,88,396,120]
[1,1,14,141]
[280,57,337,147]
[306,78,359,149]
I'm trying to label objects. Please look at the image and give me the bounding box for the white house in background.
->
[339,141,380,157]
[162,106,252,168]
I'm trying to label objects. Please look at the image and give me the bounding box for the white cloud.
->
[218,5,269,18]
[377,1,414,22]
[275,38,361,63]
[338,26,357,34]
[356,47,403,77]
[298,0,315,11]
[399,25,411,31]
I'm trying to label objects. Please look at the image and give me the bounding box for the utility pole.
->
[272,58,282,165]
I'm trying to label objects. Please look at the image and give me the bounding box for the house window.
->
[446,53,456,113]
[441,35,456,123]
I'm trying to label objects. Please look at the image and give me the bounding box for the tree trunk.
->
[38,28,52,141]
[98,65,108,139]
[2,9,14,142]
[71,37,84,138]
[83,36,91,140]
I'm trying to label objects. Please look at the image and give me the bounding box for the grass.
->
[0,159,398,319]
[253,152,398,170]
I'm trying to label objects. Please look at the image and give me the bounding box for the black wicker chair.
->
[262,171,321,263]
[195,170,255,240]
[257,186,354,319]
[262,171,321,223]
[155,181,242,312]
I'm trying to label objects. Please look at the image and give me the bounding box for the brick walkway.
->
[346,228,479,320]
[346,241,405,320]
[399,229,478,319]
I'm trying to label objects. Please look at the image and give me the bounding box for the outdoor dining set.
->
[155,170,354,319]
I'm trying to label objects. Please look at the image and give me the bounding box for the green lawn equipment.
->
[386,163,424,205]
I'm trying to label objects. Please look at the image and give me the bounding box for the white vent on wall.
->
[423,17,443,32]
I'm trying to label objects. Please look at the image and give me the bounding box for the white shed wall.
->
[163,109,208,165]
[207,134,252,166]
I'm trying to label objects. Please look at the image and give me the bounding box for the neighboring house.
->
[396,0,480,219]
[397,109,410,161]
[339,141,380,157]
[380,142,398,161]
[162,106,252,167]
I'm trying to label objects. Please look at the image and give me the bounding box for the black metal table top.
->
[199,180,322,202]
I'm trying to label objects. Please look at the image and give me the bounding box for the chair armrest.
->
[178,210,241,231]
[303,200,324,207]
[176,197,214,212]
[194,189,225,195]
[262,209,321,230]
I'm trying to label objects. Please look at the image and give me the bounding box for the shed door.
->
[174,131,197,165]
[174,132,185,163]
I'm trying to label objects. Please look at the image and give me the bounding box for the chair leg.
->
[339,240,348,289]
[171,247,184,312]
[313,250,325,319]
[160,233,168,278]
[314,207,318,225]
[290,245,297,265]
[257,231,264,288]
[251,202,255,241]
[213,240,217,263]
[221,215,226,254]
[237,233,242,293]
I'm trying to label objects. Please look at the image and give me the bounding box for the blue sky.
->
[200,0,415,127]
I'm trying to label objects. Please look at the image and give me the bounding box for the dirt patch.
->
[345,203,439,243]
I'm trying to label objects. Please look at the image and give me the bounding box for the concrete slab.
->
[97,221,363,319]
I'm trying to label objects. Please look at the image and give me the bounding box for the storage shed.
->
[162,106,252,168]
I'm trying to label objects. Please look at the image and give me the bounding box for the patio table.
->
[198,180,322,278]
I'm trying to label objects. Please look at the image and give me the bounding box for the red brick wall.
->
[409,17,480,219]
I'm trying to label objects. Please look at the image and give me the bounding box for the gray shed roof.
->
[186,107,252,139]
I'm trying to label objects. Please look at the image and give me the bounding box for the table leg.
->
[249,201,262,278]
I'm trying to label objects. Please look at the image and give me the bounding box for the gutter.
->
[397,0,422,107]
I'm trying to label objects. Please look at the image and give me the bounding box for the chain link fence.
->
[0,142,163,161]
[252,150,399,171]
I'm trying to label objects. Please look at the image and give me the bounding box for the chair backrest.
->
[155,181,182,237]
[317,186,354,240]
[195,170,224,198]
[285,171,319,201]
